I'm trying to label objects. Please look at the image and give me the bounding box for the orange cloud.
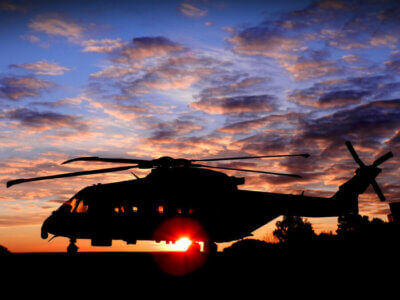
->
[81,38,126,53]
[89,65,141,79]
[284,61,342,80]
[229,34,301,61]
[10,60,70,76]
[29,13,84,40]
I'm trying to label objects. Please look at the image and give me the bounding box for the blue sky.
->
[1,0,400,252]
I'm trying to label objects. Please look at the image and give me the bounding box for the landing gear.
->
[188,241,201,253]
[204,241,218,255]
[67,238,78,255]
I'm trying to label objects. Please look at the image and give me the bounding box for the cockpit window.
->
[59,197,78,213]
[59,196,88,214]
[75,199,88,213]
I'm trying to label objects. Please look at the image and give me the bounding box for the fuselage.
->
[41,166,363,245]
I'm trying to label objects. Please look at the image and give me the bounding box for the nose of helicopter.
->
[41,214,55,239]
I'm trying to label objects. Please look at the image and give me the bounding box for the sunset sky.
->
[1,0,400,253]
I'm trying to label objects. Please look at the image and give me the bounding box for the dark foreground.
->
[2,245,399,296]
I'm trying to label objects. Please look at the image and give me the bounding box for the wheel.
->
[204,241,218,254]
[188,242,201,253]
[67,239,78,255]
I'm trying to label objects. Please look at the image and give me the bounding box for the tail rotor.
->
[345,141,393,202]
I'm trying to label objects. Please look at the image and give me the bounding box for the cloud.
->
[0,1,27,13]
[130,56,220,92]
[315,0,349,10]
[195,77,270,105]
[91,45,225,98]
[300,99,400,144]
[1,107,88,132]
[369,33,398,48]
[179,2,208,18]
[113,36,186,63]
[229,29,302,61]
[89,65,141,79]
[317,90,370,108]
[190,94,277,115]
[284,60,343,81]
[81,38,126,53]
[233,132,292,156]
[135,58,208,91]
[219,113,303,134]
[135,133,235,157]
[289,88,369,108]
[28,13,85,40]
[0,76,55,101]
[10,60,70,76]
[287,75,399,108]
[146,118,204,142]
[86,37,211,99]
[30,94,89,109]
[222,26,235,33]
[230,77,269,88]
[20,34,40,43]
[226,0,400,81]
[94,101,148,122]
[342,54,361,64]
[227,13,348,81]
[385,60,400,72]
[0,212,49,227]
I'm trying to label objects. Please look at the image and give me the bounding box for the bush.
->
[273,215,316,244]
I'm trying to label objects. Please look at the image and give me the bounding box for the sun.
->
[173,237,192,251]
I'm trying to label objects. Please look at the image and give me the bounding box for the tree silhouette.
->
[336,214,370,236]
[0,245,10,255]
[273,215,316,244]
[336,214,397,250]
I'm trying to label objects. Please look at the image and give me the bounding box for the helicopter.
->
[6,141,395,254]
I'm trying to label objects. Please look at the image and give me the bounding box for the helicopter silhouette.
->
[6,141,394,254]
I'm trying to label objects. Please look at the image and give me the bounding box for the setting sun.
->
[173,238,192,251]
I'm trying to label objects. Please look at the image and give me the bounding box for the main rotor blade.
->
[192,164,302,178]
[6,165,138,188]
[372,151,393,167]
[62,156,149,165]
[371,179,385,202]
[345,141,365,167]
[191,153,310,162]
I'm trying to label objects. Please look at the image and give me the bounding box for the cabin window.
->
[177,208,182,214]
[132,206,138,213]
[114,206,125,214]
[157,205,164,214]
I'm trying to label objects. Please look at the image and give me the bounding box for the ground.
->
[1,244,398,297]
